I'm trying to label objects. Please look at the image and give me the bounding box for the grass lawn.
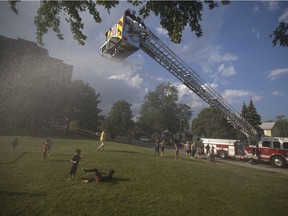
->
[0,136,288,216]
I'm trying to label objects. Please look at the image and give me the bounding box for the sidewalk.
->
[215,158,288,175]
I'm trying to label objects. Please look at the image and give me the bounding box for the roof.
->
[260,122,276,130]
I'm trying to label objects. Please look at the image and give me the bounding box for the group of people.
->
[154,139,166,156]
[68,129,115,183]
[182,140,216,163]
[68,148,115,183]
[153,138,216,163]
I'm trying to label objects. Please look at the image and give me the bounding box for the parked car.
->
[139,136,150,142]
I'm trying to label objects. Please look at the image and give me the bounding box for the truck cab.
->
[245,137,288,167]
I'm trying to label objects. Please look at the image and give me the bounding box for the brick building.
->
[0,35,73,83]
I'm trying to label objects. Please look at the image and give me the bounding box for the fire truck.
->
[201,137,288,167]
[99,9,288,168]
[244,137,288,168]
[201,138,243,159]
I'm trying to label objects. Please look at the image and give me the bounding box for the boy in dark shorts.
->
[154,139,160,156]
[83,168,115,183]
[68,149,85,180]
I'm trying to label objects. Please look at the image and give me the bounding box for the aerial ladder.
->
[100,10,259,144]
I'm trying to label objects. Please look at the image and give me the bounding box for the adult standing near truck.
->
[98,129,106,151]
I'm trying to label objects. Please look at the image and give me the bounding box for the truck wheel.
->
[271,156,286,168]
[218,151,227,159]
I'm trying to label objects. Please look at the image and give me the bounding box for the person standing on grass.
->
[69,149,85,180]
[41,138,49,160]
[174,142,180,160]
[47,137,53,156]
[98,129,106,151]
[160,139,165,157]
[10,137,19,151]
[205,144,210,155]
[184,141,191,157]
[209,146,216,163]
[154,139,160,156]
[191,142,196,158]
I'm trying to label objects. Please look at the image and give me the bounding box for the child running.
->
[68,149,85,180]
[41,139,49,160]
[98,129,106,151]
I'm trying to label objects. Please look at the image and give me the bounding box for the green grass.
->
[0,136,288,216]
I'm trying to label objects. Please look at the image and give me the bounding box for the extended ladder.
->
[100,10,259,142]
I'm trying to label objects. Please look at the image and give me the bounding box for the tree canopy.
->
[104,100,134,139]
[191,107,237,139]
[9,0,287,47]
[137,82,192,136]
[275,115,288,137]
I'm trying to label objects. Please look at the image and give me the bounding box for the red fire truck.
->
[201,138,243,159]
[201,137,288,168]
[244,137,288,168]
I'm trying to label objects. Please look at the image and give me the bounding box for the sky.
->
[0,0,288,122]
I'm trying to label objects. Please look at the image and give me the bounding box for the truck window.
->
[273,141,280,149]
[262,141,271,148]
[283,142,288,150]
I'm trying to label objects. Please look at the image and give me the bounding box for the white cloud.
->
[177,84,206,111]
[155,27,168,37]
[263,1,280,11]
[253,6,259,12]
[252,28,260,39]
[222,89,262,104]
[108,71,143,88]
[218,64,236,77]
[206,45,238,63]
[130,74,143,88]
[267,68,288,80]
[271,90,284,96]
[278,9,288,23]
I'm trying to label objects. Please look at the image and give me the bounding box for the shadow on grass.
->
[0,152,28,164]
[47,159,70,162]
[0,190,46,197]
[110,177,131,185]
[105,150,140,154]
[80,176,131,186]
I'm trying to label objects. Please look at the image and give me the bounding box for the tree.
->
[9,1,287,47]
[240,100,263,138]
[191,107,237,139]
[9,0,229,46]
[68,80,102,131]
[137,83,192,137]
[104,100,134,139]
[275,115,288,137]
[271,22,288,48]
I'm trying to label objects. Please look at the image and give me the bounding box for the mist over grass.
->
[0,136,288,215]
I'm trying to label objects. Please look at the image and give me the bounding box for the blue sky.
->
[0,1,288,122]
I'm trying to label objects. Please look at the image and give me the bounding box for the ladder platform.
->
[100,37,139,59]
